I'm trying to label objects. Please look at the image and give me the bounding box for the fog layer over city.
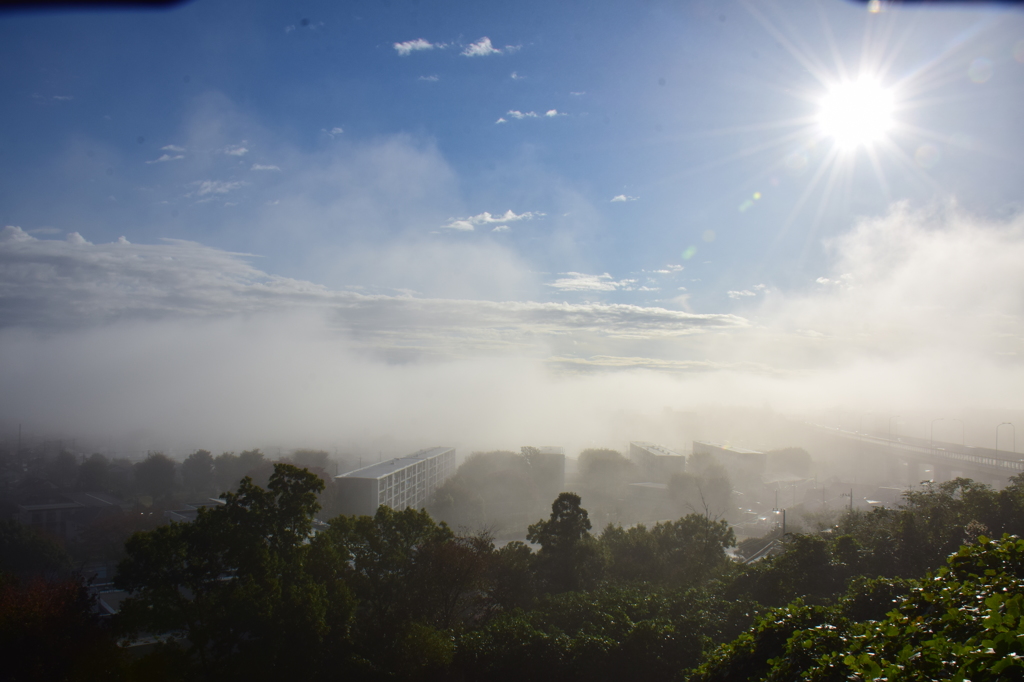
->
[2,203,1022,455]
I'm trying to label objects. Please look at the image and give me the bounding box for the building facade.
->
[334,446,456,517]
[692,441,766,487]
[629,441,687,481]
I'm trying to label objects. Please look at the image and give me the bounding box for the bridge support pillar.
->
[907,460,921,485]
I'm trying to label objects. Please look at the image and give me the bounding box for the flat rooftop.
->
[695,440,763,455]
[336,446,454,481]
[631,441,685,458]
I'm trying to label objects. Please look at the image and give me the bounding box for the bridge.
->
[809,425,1024,487]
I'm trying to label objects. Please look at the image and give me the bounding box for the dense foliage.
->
[7,467,1024,680]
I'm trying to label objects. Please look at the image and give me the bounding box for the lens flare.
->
[817,77,894,149]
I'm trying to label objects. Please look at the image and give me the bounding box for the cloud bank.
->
[1,204,1022,454]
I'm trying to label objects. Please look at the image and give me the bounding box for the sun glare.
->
[817,77,894,149]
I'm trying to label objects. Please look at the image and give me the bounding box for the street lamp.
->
[997,422,1016,454]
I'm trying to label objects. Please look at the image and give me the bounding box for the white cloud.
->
[1,225,35,243]
[495,117,508,124]
[162,144,185,152]
[224,144,249,156]
[52,95,73,101]
[506,110,538,120]
[193,180,247,197]
[322,127,344,138]
[548,272,637,292]
[545,109,560,117]
[394,38,436,55]
[251,164,281,171]
[611,195,638,202]
[727,290,757,299]
[441,209,543,231]
[418,75,439,82]
[570,91,586,96]
[462,37,501,57]
[511,72,524,80]
[492,225,509,232]
[146,154,185,164]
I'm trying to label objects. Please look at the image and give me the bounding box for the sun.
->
[817,77,895,150]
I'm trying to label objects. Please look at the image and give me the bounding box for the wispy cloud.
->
[511,71,524,80]
[224,144,248,157]
[441,209,543,231]
[251,164,281,171]
[0,228,744,344]
[162,144,185,152]
[146,154,185,164]
[418,75,439,82]
[570,91,586,96]
[650,264,684,274]
[548,272,637,292]
[193,180,247,197]
[322,127,344,138]
[394,38,437,56]
[727,290,757,299]
[462,37,501,57]
[492,225,509,232]
[52,95,73,101]
[498,109,563,123]
[611,195,638,202]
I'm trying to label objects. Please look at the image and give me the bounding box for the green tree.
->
[318,506,455,634]
[668,464,733,519]
[116,464,351,682]
[291,449,329,471]
[77,452,110,491]
[133,452,177,501]
[0,519,72,580]
[213,449,265,494]
[47,450,79,490]
[528,492,605,592]
[427,450,540,532]
[180,449,214,496]
[487,540,537,612]
[601,514,735,587]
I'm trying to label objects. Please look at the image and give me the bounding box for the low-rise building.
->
[334,446,456,517]
[629,441,687,481]
[692,441,766,487]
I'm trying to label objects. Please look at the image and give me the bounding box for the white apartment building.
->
[334,446,456,517]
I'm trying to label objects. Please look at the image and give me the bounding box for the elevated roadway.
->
[810,424,1024,485]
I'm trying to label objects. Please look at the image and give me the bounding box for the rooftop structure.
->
[334,446,456,517]
[692,441,766,486]
[629,441,687,481]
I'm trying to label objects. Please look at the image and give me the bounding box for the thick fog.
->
[2,201,1022,457]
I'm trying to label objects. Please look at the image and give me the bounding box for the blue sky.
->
[1,0,1023,452]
